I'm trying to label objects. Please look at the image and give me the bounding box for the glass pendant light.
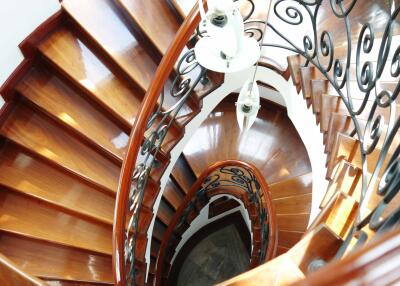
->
[236,79,260,131]
[194,0,260,73]
[236,0,272,131]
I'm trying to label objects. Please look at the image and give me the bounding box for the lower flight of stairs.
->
[145,95,314,285]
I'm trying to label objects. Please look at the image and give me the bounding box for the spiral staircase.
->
[0,0,399,286]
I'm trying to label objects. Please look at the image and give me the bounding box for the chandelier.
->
[195,0,271,131]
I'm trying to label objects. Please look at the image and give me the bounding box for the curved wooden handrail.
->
[155,160,278,286]
[112,4,202,285]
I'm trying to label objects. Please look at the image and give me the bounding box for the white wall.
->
[0,0,60,89]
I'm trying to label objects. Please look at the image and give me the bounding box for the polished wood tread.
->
[0,252,44,286]
[17,67,129,162]
[38,26,143,128]
[116,0,180,55]
[1,103,120,193]
[0,142,115,225]
[62,0,158,92]
[0,232,112,284]
[0,190,112,255]
[269,172,313,200]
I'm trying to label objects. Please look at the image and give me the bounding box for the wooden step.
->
[310,79,329,123]
[326,130,397,180]
[166,0,189,19]
[38,26,142,129]
[273,193,312,215]
[287,55,303,92]
[16,67,129,162]
[170,154,196,194]
[62,0,158,92]
[162,179,185,210]
[276,214,310,232]
[0,190,112,255]
[321,159,361,208]
[320,94,341,134]
[0,142,115,225]
[320,93,400,136]
[1,103,120,193]
[0,232,112,283]
[157,198,176,226]
[269,173,312,200]
[310,191,358,239]
[116,0,180,55]
[324,193,358,238]
[299,66,324,104]
[324,160,400,227]
[325,113,365,155]
[278,230,304,249]
[326,133,359,179]
[0,252,45,286]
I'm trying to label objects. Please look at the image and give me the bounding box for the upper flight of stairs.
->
[0,0,208,285]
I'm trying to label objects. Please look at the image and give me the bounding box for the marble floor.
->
[176,224,250,286]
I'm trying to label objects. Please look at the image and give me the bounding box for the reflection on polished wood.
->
[273,193,312,215]
[0,252,44,286]
[183,97,312,184]
[1,103,120,193]
[269,173,312,200]
[276,214,310,232]
[0,232,112,283]
[63,0,158,91]
[0,190,112,255]
[0,142,115,225]
[116,0,180,55]
[38,27,142,127]
[17,67,129,162]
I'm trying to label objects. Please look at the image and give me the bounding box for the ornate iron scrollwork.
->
[125,48,208,285]
[258,0,399,257]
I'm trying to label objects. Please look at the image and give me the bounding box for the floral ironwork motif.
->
[125,48,207,284]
